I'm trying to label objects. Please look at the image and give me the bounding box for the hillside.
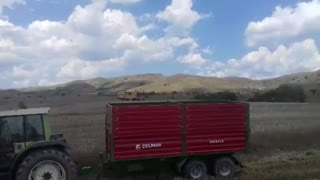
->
[14,70,320,96]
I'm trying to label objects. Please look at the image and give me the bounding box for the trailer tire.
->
[213,157,235,178]
[15,149,77,180]
[183,160,207,180]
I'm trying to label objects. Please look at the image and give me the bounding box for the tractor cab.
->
[0,108,50,156]
[0,108,77,180]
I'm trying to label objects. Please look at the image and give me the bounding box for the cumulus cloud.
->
[156,0,207,35]
[178,53,207,68]
[0,0,199,88]
[11,65,45,81]
[110,0,143,4]
[3,0,318,89]
[114,34,199,62]
[202,47,213,55]
[8,64,50,87]
[57,58,126,81]
[199,39,320,79]
[0,0,25,16]
[246,0,320,46]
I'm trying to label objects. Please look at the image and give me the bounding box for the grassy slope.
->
[17,70,320,93]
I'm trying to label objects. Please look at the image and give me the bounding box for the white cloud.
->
[202,47,213,55]
[114,34,200,63]
[57,58,126,81]
[246,0,320,46]
[110,0,143,4]
[0,0,208,88]
[0,52,20,66]
[178,53,207,68]
[169,37,198,49]
[0,0,25,16]
[0,0,200,88]
[40,36,72,51]
[116,34,174,62]
[12,66,45,81]
[140,23,156,32]
[199,39,320,79]
[156,0,205,35]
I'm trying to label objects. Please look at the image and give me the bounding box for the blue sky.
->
[0,0,319,88]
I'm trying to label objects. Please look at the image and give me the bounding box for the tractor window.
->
[0,116,24,153]
[25,115,45,142]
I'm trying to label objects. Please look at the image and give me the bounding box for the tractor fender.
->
[9,140,71,180]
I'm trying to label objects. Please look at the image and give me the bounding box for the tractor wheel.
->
[213,157,235,178]
[183,160,207,180]
[16,149,77,180]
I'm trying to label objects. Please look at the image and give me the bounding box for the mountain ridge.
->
[11,70,320,93]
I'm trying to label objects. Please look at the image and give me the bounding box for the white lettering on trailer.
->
[135,143,162,150]
[135,144,141,150]
[209,139,224,144]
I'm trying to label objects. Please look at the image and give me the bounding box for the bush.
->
[149,91,156,95]
[310,89,317,95]
[194,91,238,101]
[97,92,105,96]
[18,102,27,109]
[249,84,305,102]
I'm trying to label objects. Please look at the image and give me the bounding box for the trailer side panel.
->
[112,105,183,161]
[185,103,247,155]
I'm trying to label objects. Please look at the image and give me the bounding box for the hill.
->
[14,70,320,98]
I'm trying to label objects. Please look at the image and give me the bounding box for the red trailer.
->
[105,100,250,179]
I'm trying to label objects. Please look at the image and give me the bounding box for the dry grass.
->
[240,150,320,180]
[79,150,320,180]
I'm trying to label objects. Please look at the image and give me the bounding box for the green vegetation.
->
[194,91,238,101]
[249,84,305,102]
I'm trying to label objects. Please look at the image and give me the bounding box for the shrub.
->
[97,92,105,96]
[150,91,156,95]
[194,91,238,101]
[249,84,305,102]
[18,102,27,109]
[310,89,317,95]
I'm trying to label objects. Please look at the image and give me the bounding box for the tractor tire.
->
[183,160,207,180]
[213,157,235,178]
[15,149,77,180]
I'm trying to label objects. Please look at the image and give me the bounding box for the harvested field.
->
[1,94,319,179]
[79,150,320,180]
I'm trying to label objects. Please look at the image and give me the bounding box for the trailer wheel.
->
[15,149,77,180]
[183,160,207,180]
[213,157,235,178]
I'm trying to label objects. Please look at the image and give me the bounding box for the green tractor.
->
[0,107,77,180]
